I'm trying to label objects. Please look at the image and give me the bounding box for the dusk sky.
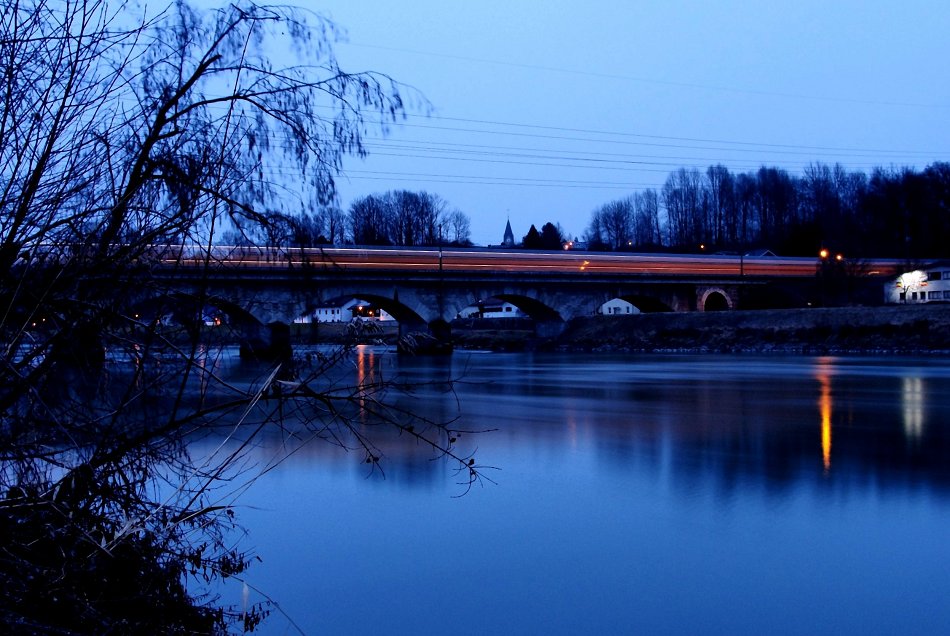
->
[289,1,949,245]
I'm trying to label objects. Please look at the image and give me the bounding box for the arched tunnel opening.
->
[703,292,730,312]
[126,292,292,360]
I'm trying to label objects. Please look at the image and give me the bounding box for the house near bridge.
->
[886,261,950,304]
[457,298,526,319]
[597,298,641,315]
[294,298,394,323]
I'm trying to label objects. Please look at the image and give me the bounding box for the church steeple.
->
[502,219,515,247]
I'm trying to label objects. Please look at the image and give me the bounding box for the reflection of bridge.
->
[148,246,903,355]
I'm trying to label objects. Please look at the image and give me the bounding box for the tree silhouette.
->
[0,2,487,631]
[540,222,565,250]
[585,161,950,258]
[522,224,542,248]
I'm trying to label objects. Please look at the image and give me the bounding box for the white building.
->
[295,298,394,323]
[597,298,641,315]
[886,262,950,304]
[458,297,526,319]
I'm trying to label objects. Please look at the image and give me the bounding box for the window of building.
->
[929,291,941,299]
[899,292,906,301]
[930,271,942,281]
[944,291,950,299]
[911,292,918,300]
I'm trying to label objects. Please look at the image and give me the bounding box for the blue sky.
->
[249,1,950,245]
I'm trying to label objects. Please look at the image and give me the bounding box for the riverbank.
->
[453,305,950,354]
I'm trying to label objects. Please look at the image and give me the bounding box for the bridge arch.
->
[126,291,293,359]
[127,291,262,329]
[298,293,427,327]
[700,287,733,311]
[493,294,562,322]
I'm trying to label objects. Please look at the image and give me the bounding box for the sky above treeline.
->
[217,1,950,245]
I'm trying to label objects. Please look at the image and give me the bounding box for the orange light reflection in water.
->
[817,367,833,474]
[355,345,375,422]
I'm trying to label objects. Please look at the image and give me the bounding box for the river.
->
[206,349,950,635]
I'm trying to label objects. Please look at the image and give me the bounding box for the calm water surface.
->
[214,350,950,635]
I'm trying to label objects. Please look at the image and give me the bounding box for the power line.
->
[393,113,949,156]
[346,42,950,111]
[341,175,655,190]
[342,168,662,188]
[357,119,945,159]
[298,102,948,157]
[360,140,929,169]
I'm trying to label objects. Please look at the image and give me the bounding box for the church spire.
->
[502,219,514,247]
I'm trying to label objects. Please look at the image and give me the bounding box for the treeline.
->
[587,162,950,258]
[226,190,473,247]
[349,190,471,246]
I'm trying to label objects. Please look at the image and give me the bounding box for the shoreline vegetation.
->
[447,305,950,355]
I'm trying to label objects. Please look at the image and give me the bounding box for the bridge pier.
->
[239,321,292,361]
[396,320,453,354]
[535,320,567,339]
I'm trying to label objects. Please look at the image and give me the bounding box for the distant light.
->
[898,270,926,290]
[819,248,829,259]
[699,244,705,250]
[835,253,844,261]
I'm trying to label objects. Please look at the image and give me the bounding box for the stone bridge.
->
[131,245,897,356]
[142,256,761,357]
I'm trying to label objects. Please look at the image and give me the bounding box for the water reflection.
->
[816,361,833,474]
[902,376,924,442]
[355,344,375,388]
[215,351,950,498]
[226,352,950,636]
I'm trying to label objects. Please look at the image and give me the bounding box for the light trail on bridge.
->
[159,245,904,279]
